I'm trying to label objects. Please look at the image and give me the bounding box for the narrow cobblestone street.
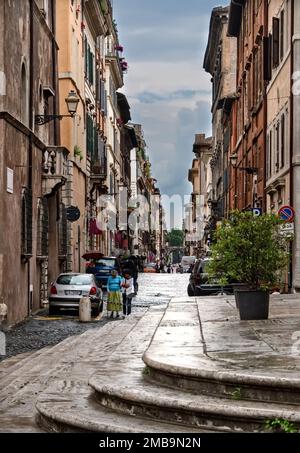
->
[1,274,189,361]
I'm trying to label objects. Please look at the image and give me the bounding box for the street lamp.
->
[230,153,259,209]
[35,90,80,126]
[230,153,258,174]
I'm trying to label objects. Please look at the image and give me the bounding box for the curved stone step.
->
[142,297,300,404]
[89,370,300,433]
[36,390,211,433]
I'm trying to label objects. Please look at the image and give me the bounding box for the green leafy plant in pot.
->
[207,211,290,320]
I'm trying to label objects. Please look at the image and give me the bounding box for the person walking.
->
[121,270,135,318]
[107,270,122,319]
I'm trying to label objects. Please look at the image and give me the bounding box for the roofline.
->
[203,6,229,74]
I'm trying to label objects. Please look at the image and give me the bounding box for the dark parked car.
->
[187,258,235,297]
[84,252,119,289]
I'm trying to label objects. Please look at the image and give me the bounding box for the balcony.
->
[42,147,68,197]
[91,156,107,179]
[105,50,124,89]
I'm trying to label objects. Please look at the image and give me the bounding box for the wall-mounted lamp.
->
[35,90,80,126]
[230,153,258,174]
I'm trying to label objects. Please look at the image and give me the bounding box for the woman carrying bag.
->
[121,270,135,318]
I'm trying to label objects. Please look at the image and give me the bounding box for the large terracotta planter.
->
[235,289,270,320]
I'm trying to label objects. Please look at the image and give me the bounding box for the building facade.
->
[204,6,237,220]
[0,0,65,326]
[227,0,268,212]
[186,134,213,256]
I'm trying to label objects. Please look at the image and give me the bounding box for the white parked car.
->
[49,273,103,317]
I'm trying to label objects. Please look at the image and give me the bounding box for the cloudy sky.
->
[114,0,227,226]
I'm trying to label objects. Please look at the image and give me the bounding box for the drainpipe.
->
[289,0,295,292]
[51,0,59,146]
[27,0,34,317]
[263,0,268,213]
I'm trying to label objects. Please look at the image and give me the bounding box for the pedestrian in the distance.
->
[107,270,122,319]
[121,270,135,318]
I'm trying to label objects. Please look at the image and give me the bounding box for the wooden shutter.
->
[280,10,285,61]
[272,17,280,68]
[263,36,272,82]
[84,36,88,76]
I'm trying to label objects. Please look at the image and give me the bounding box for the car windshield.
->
[145,263,155,267]
[57,275,94,286]
[91,259,115,267]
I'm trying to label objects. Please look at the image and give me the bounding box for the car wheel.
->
[49,305,58,316]
[187,284,195,297]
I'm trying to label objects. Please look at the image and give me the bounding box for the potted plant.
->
[207,211,290,320]
[74,145,83,162]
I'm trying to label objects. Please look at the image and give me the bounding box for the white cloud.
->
[123,60,211,97]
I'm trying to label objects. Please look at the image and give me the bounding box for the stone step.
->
[0,311,154,432]
[0,318,125,412]
[89,365,300,433]
[36,388,214,433]
[0,314,131,393]
[142,298,300,405]
[0,348,52,385]
[36,300,300,434]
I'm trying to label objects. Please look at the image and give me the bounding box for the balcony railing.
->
[91,157,107,179]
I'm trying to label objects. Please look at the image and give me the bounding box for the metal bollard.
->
[79,297,91,322]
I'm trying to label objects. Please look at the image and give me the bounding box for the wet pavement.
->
[0,273,189,361]
[1,285,300,433]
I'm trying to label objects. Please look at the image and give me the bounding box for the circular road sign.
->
[278,205,295,223]
[66,206,81,222]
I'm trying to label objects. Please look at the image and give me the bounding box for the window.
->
[21,63,29,126]
[275,123,280,172]
[243,76,248,125]
[37,198,49,258]
[281,114,285,168]
[269,130,273,177]
[86,114,95,158]
[84,36,94,86]
[272,10,285,69]
[253,46,262,106]
[58,203,67,258]
[21,188,33,257]
[280,10,285,62]
[272,17,280,68]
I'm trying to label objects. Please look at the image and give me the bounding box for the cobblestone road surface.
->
[0,273,189,360]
